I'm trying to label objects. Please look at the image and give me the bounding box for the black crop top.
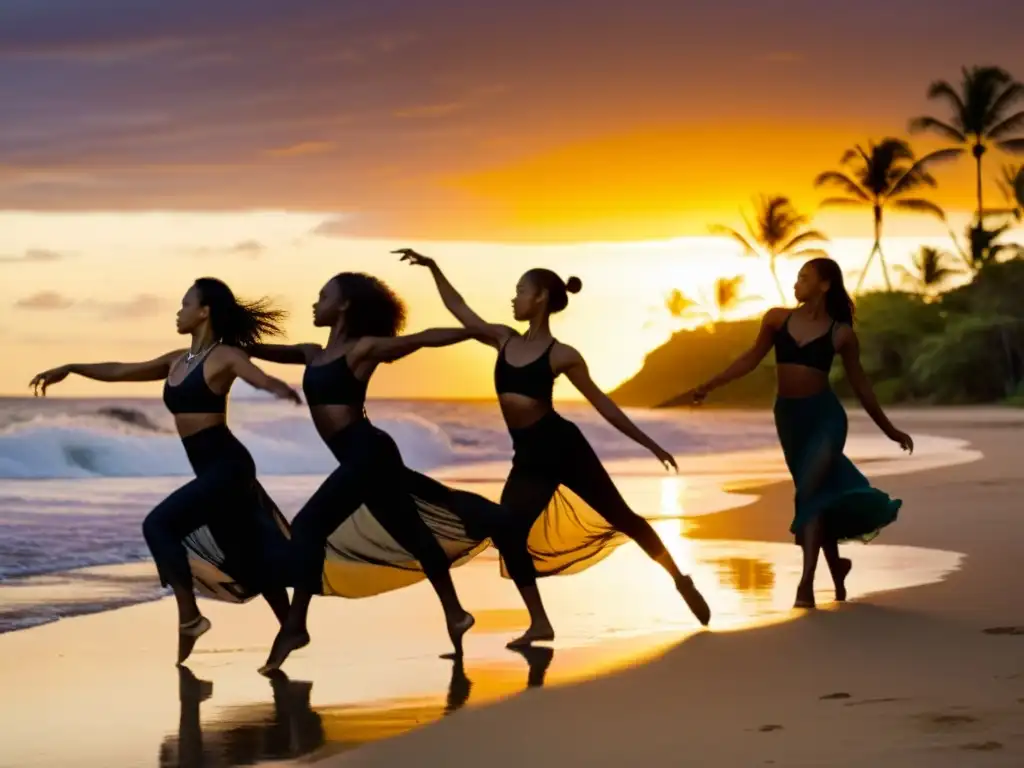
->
[302,354,368,407]
[494,339,556,403]
[773,314,836,373]
[162,357,227,415]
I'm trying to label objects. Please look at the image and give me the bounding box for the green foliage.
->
[613,262,1024,408]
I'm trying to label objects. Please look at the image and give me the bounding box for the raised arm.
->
[246,343,322,366]
[394,248,514,349]
[348,328,481,366]
[836,326,913,453]
[658,308,785,407]
[560,346,678,471]
[220,347,303,404]
[30,350,184,396]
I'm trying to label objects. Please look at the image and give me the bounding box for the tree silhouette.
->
[814,138,956,292]
[950,222,1024,273]
[664,276,760,329]
[909,66,1024,224]
[710,195,828,305]
[894,246,962,297]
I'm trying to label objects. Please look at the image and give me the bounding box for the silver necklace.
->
[185,342,216,366]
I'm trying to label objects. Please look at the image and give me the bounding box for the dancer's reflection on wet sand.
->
[159,666,324,767]
[444,645,555,716]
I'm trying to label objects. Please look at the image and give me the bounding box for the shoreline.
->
[0,423,975,635]
[317,413,1024,767]
[0,411,994,768]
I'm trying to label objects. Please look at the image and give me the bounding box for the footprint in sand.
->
[959,741,1003,752]
[819,692,851,700]
[982,626,1024,635]
[917,712,978,732]
[845,697,906,707]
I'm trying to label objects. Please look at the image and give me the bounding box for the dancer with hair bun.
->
[399,248,711,647]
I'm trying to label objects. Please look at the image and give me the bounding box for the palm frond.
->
[818,196,868,209]
[708,225,759,256]
[890,198,947,220]
[779,230,829,254]
[985,83,1024,128]
[887,150,960,197]
[996,137,1024,155]
[986,109,1024,140]
[925,80,967,118]
[813,171,870,200]
[908,115,967,143]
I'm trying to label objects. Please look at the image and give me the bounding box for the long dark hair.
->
[806,258,854,326]
[332,272,407,337]
[193,277,286,347]
[524,268,582,314]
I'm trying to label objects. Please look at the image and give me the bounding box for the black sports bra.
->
[302,354,368,407]
[773,313,836,373]
[494,338,557,403]
[162,354,227,415]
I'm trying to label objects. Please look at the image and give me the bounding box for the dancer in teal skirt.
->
[661,258,913,608]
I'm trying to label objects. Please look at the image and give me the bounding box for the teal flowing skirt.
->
[774,390,901,543]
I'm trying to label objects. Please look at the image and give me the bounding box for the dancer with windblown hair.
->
[30,278,301,663]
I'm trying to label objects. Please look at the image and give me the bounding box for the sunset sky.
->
[2,1,1023,399]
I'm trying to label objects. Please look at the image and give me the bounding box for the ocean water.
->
[0,394,781,590]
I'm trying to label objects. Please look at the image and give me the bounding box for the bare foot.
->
[177,615,211,666]
[506,622,555,649]
[443,612,475,658]
[794,584,816,609]
[834,558,852,602]
[677,576,711,626]
[259,628,310,675]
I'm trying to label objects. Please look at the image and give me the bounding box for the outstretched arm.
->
[561,346,678,471]
[30,350,184,395]
[349,328,482,365]
[221,347,303,404]
[836,327,913,453]
[246,343,322,366]
[658,308,784,407]
[394,249,514,348]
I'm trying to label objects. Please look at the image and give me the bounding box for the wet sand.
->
[0,409,1015,767]
[321,409,1024,767]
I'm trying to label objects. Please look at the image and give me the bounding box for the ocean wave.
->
[0,398,779,480]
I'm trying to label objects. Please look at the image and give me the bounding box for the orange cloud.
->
[265,141,337,158]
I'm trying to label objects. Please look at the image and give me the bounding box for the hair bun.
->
[565,276,582,294]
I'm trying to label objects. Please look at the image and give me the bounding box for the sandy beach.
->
[323,409,1024,767]
[1,408,1022,766]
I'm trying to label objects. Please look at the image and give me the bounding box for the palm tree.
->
[709,195,828,305]
[950,222,1024,273]
[909,66,1024,224]
[894,246,962,297]
[664,276,759,329]
[815,138,957,292]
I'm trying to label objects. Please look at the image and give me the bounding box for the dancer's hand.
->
[887,428,914,454]
[675,386,708,406]
[652,445,679,473]
[393,248,435,268]
[30,365,70,396]
[269,381,303,405]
